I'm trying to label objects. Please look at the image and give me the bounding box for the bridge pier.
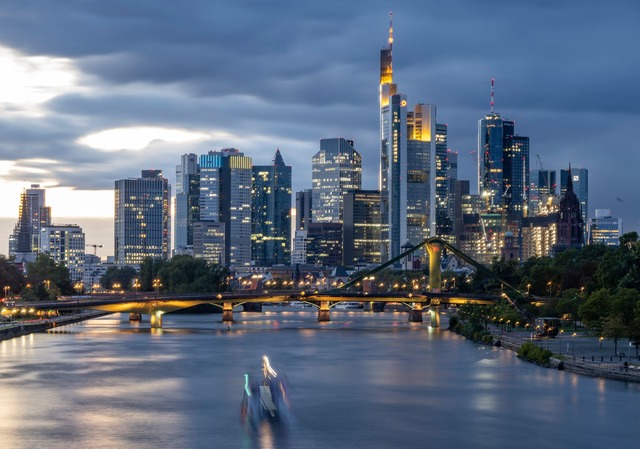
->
[150,311,163,328]
[408,303,423,322]
[318,301,330,322]
[430,305,441,328]
[222,302,234,322]
[129,313,142,322]
[363,301,373,312]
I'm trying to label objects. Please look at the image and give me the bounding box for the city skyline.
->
[1,1,638,257]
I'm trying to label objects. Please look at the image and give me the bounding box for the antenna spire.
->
[388,11,393,50]
[490,78,495,114]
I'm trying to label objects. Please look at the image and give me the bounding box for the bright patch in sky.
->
[76,126,212,151]
[0,45,78,109]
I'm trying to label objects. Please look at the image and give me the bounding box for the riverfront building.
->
[39,224,86,281]
[342,190,382,266]
[174,154,200,255]
[9,184,52,260]
[312,138,362,223]
[114,170,171,265]
[251,149,292,266]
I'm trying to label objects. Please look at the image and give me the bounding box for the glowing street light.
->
[132,278,141,295]
[152,278,162,298]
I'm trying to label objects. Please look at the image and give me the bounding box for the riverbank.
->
[0,311,111,342]
[489,327,640,383]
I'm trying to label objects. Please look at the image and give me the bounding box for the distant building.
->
[9,184,52,260]
[174,154,200,255]
[555,168,584,253]
[589,209,622,247]
[40,224,86,281]
[295,189,313,231]
[193,221,225,265]
[312,138,362,223]
[529,169,557,217]
[251,149,292,266]
[342,190,382,266]
[306,223,343,267]
[521,214,558,259]
[561,168,588,234]
[200,149,252,267]
[114,170,171,265]
[291,230,308,265]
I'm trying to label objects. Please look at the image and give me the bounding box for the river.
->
[1,309,638,448]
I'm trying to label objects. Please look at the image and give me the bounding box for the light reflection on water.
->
[0,311,639,448]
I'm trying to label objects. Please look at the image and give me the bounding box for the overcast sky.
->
[1,0,639,257]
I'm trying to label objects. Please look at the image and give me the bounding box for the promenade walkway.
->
[489,325,640,382]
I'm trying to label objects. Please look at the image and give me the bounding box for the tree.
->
[601,314,628,355]
[578,288,611,332]
[0,255,25,298]
[557,288,585,330]
[100,266,138,291]
[23,253,72,300]
[628,318,640,358]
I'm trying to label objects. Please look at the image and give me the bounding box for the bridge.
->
[21,238,532,329]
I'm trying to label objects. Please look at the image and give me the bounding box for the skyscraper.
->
[529,169,557,216]
[342,190,382,266]
[555,168,584,252]
[200,149,252,266]
[589,209,622,247]
[295,189,313,231]
[114,170,171,265]
[175,154,200,255]
[251,149,292,266]
[478,84,529,220]
[9,184,52,258]
[379,15,442,260]
[312,138,362,223]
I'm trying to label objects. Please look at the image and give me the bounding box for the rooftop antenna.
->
[490,78,495,114]
[388,11,393,50]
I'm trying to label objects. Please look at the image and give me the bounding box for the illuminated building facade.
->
[588,209,622,247]
[175,154,200,255]
[200,149,252,267]
[291,230,308,265]
[9,184,52,258]
[193,221,225,265]
[251,149,292,266]
[114,170,171,265]
[529,170,557,217]
[521,215,558,259]
[40,224,86,281]
[305,223,342,267]
[379,16,442,260]
[312,138,362,223]
[295,189,313,231]
[342,190,382,266]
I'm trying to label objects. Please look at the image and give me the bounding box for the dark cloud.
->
[0,0,639,251]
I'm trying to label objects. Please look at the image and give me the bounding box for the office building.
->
[291,230,308,265]
[342,190,382,266]
[9,184,52,259]
[529,169,557,217]
[589,209,622,247]
[312,138,362,223]
[379,16,443,260]
[175,154,200,255]
[305,223,343,267]
[200,149,252,266]
[295,189,313,231]
[193,221,225,264]
[40,224,86,281]
[114,170,171,265]
[251,149,292,266]
[521,214,558,259]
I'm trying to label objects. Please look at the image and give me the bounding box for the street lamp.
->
[74,282,83,296]
[526,283,531,295]
[3,286,9,300]
[547,281,552,300]
[153,279,162,298]
[132,278,140,295]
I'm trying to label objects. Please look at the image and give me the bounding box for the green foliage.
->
[100,266,138,291]
[602,314,628,355]
[23,253,72,300]
[0,255,25,298]
[517,341,553,365]
[136,255,229,294]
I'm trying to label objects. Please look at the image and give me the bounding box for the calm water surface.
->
[1,310,638,449]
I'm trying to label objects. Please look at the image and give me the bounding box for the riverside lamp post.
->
[3,286,9,300]
[132,279,140,295]
[153,279,162,298]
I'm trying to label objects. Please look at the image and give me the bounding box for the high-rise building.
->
[305,223,343,267]
[40,224,86,281]
[251,149,292,266]
[589,209,622,247]
[175,154,200,255]
[9,184,52,258]
[199,149,252,266]
[291,230,308,265]
[312,138,362,223]
[193,221,225,265]
[114,170,171,265]
[561,168,588,230]
[295,189,313,231]
[478,95,529,220]
[521,214,558,259]
[342,190,382,266]
[379,16,442,260]
[529,169,557,216]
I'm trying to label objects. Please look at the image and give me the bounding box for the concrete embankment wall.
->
[0,311,110,342]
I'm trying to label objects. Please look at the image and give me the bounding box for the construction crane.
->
[86,244,103,255]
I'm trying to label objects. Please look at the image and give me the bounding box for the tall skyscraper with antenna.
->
[379,13,446,261]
